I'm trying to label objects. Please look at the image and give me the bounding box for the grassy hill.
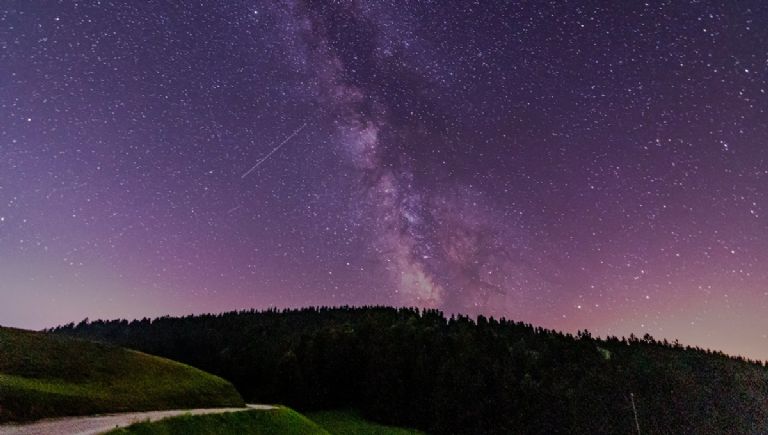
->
[105,407,327,435]
[0,326,244,422]
[105,407,424,435]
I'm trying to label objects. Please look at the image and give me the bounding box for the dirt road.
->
[0,404,275,435]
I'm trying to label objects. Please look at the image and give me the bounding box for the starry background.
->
[1,1,767,359]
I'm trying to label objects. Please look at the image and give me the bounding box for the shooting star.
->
[241,122,308,179]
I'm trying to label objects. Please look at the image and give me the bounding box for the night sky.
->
[2,1,767,359]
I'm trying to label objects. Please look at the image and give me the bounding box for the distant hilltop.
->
[53,306,768,435]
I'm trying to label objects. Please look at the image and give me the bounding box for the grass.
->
[104,408,427,435]
[105,407,329,434]
[308,410,427,435]
[0,326,244,422]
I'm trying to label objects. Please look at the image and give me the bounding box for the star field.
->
[1,1,767,359]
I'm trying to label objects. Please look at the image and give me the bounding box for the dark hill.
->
[52,307,768,434]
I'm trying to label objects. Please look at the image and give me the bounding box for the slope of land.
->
[54,307,768,434]
[103,407,424,435]
[0,405,272,435]
[105,407,326,435]
[0,326,244,422]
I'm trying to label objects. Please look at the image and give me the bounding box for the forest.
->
[52,307,768,435]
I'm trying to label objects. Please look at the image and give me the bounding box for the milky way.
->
[1,1,768,359]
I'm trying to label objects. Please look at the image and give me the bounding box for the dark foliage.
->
[52,307,768,434]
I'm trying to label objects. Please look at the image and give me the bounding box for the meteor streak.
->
[241,123,308,179]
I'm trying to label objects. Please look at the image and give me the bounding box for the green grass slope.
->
[308,410,426,435]
[0,326,244,422]
[105,407,328,435]
[105,407,425,435]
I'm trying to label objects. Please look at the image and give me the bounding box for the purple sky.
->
[2,1,768,360]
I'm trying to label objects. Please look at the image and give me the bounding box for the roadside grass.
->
[105,407,329,435]
[103,407,427,435]
[308,410,427,435]
[0,326,244,422]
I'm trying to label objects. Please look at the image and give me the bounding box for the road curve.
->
[0,404,275,435]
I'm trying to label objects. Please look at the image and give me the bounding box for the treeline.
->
[52,307,768,434]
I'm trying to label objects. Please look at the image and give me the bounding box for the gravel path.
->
[0,404,275,435]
